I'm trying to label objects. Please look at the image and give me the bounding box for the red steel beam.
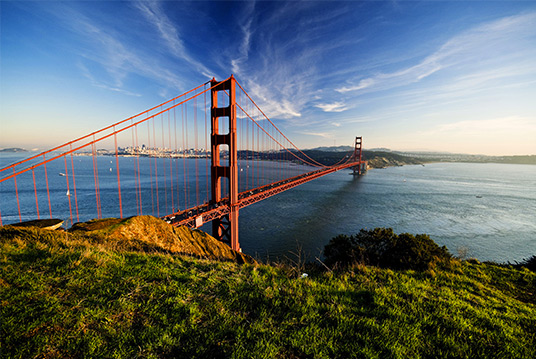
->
[165,159,366,229]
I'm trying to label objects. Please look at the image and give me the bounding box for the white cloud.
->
[48,4,187,93]
[134,0,213,77]
[231,1,255,76]
[78,62,142,97]
[315,101,350,113]
[336,12,536,95]
[336,78,375,93]
[229,1,353,121]
[298,131,333,139]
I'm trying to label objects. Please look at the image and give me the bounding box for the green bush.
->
[518,255,536,271]
[324,228,451,271]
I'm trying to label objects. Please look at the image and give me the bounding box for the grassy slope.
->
[1,227,535,359]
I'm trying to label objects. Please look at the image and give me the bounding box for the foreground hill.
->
[1,217,535,358]
[67,215,255,264]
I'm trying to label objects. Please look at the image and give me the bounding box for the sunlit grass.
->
[1,226,535,358]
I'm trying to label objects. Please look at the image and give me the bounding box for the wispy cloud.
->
[368,60,536,119]
[229,1,354,122]
[77,62,142,97]
[48,4,188,94]
[315,101,350,113]
[336,12,536,94]
[297,131,333,139]
[134,0,213,78]
[231,1,255,76]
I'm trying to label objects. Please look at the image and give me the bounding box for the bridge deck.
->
[164,160,365,229]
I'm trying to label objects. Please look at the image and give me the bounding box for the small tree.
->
[382,233,450,270]
[323,234,364,269]
[324,228,451,271]
[518,255,536,272]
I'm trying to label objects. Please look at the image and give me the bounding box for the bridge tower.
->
[352,136,365,175]
[210,76,240,251]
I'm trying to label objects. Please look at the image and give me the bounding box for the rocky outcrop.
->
[9,218,64,230]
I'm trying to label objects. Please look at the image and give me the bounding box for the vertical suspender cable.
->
[43,154,52,218]
[132,121,140,215]
[153,116,160,217]
[147,121,155,215]
[69,145,79,222]
[135,125,143,215]
[134,125,143,216]
[13,168,21,222]
[182,103,187,209]
[245,105,248,191]
[194,95,199,206]
[174,104,180,211]
[184,104,190,208]
[63,156,73,225]
[32,169,40,219]
[168,110,174,213]
[113,126,123,218]
[251,108,255,190]
[91,140,102,219]
[161,112,168,214]
[205,85,209,203]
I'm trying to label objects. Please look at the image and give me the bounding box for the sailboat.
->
[66,189,71,196]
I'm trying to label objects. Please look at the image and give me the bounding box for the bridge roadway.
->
[164,160,364,229]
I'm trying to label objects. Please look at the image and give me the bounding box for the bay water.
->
[2,152,534,263]
[238,162,536,264]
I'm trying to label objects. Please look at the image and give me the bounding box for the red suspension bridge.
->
[0,76,366,251]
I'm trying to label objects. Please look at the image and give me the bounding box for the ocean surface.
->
[1,152,535,263]
[238,162,536,263]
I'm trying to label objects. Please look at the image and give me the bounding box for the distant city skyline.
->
[1,1,535,156]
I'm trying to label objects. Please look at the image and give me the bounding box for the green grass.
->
[1,227,535,358]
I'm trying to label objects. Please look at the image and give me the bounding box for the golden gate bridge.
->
[0,76,366,251]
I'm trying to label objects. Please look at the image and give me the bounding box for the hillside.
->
[1,217,535,358]
[0,147,27,153]
[296,150,424,168]
[362,150,424,168]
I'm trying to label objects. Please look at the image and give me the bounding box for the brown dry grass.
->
[1,215,256,264]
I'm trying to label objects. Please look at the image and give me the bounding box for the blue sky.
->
[1,0,535,155]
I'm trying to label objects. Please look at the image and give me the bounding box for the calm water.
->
[2,152,535,263]
[238,162,536,263]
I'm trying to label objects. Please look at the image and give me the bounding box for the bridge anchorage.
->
[0,75,366,253]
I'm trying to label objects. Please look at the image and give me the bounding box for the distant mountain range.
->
[307,145,354,152]
[308,146,392,152]
[306,146,535,166]
[0,148,27,153]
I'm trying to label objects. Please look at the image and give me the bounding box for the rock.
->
[9,218,64,230]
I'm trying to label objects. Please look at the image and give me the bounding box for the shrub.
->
[323,234,364,269]
[323,228,451,271]
[518,255,536,272]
